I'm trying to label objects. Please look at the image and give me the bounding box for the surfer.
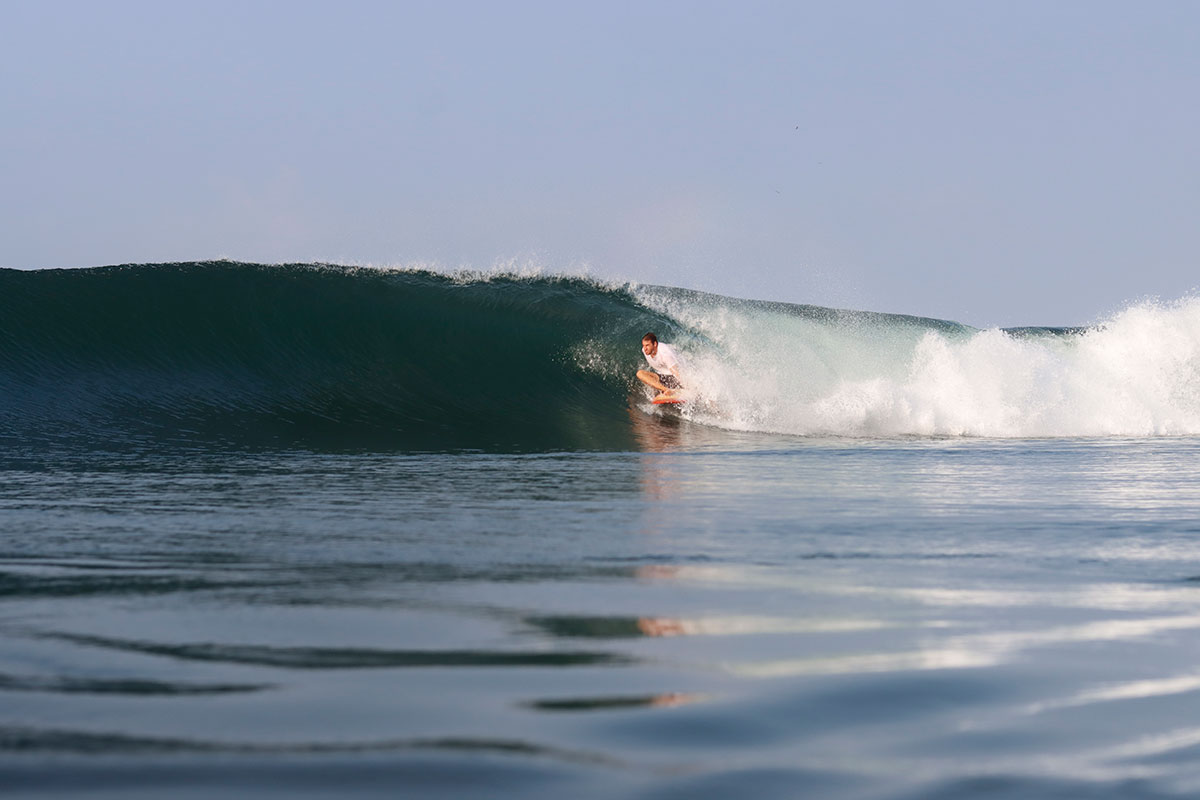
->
[637,332,685,399]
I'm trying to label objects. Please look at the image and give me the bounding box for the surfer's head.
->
[641,332,658,357]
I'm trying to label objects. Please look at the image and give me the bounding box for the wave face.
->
[2,262,1199,451]
[0,263,662,451]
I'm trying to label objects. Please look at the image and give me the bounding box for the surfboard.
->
[652,396,686,405]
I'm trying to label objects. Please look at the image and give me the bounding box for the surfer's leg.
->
[637,369,670,394]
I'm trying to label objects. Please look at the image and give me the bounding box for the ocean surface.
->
[4,262,1200,799]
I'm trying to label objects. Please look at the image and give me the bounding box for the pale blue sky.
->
[3,1,1197,326]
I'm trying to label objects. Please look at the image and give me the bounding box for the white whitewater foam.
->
[634,289,1200,438]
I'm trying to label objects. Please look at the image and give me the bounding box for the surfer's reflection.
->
[527,691,701,711]
[633,565,689,637]
[627,403,687,452]
[628,406,684,510]
[635,564,681,581]
[643,692,697,708]
[636,617,689,637]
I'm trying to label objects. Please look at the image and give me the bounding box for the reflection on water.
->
[636,617,688,637]
[525,693,703,712]
[725,611,1200,678]
[1023,672,1200,715]
[3,438,1200,798]
[627,404,689,454]
[42,631,637,669]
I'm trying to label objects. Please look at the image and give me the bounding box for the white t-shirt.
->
[644,342,684,376]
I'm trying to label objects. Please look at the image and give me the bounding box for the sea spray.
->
[635,287,1200,438]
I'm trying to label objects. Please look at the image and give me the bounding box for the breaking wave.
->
[1,262,1197,451]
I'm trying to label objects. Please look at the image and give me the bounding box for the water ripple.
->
[45,632,634,669]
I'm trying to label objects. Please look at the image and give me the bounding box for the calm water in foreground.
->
[4,426,1200,799]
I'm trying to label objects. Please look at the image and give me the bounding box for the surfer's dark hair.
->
[642,332,658,344]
